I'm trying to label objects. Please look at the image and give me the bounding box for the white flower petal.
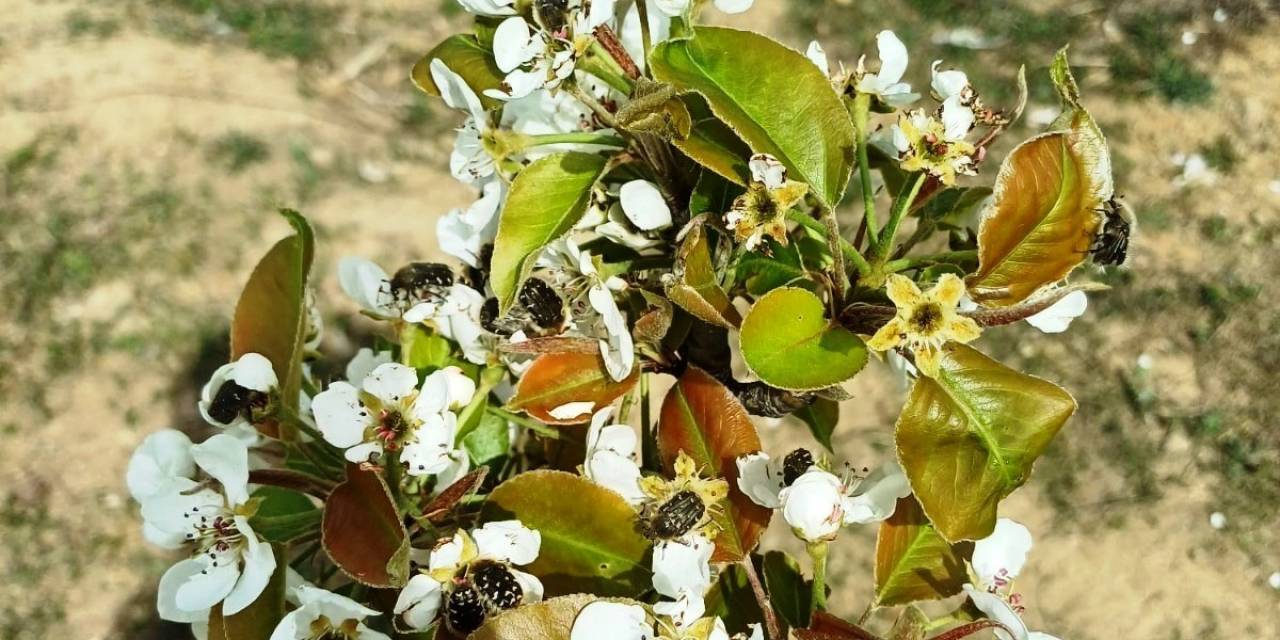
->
[363,363,420,406]
[549,401,596,421]
[312,382,370,449]
[492,17,538,73]
[931,60,970,100]
[571,602,653,640]
[653,588,705,629]
[842,461,911,524]
[1025,291,1088,334]
[652,535,713,598]
[941,95,975,141]
[429,532,468,574]
[394,574,442,631]
[714,0,753,13]
[456,0,517,17]
[430,59,488,125]
[345,348,393,384]
[474,520,542,565]
[748,154,787,189]
[620,180,673,231]
[158,559,214,623]
[807,40,830,77]
[175,557,240,614]
[222,521,276,615]
[231,353,278,393]
[338,257,393,316]
[344,441,384,465]
[511,568,545,603]
[964,584,1030,640]
[780,469,845,541]
[972,518,1034,587]
[586,451,645,504]
[875,30,909,85]
[191,434,251,506]
[127,429,195,503]
[736,452,784,509]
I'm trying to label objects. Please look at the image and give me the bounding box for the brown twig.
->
[741,557,782,640]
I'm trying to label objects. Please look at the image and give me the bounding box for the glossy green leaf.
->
[874,496,971,606]
[491,152,609,313]
[411,34,505,110]
[917,187,992,231]
[322,464,410,587]
[231,210,314,438]
[651,27,856,207]
[401,325,455,371]
[483,471,651,596]
[666,224,739,329]
[672,94,753,184]
[464,410,511,464]
[736,238,806,296]
[795,397,840,453]
[657,367,771,562]
[471,594,603,640]
[739,287,867,391]
[207,545,286,640]
[507,352,639,425]
[896,344,1076,541]
[763,550,812,629]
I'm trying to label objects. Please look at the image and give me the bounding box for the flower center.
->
[908,302,945,335]
[307,615,359,640]
[375,409,413,449]
[182,503,245,565]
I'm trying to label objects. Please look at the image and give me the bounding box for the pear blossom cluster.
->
[122,3,1124,638]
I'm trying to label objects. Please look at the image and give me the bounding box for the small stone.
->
[1208,512,1227,530]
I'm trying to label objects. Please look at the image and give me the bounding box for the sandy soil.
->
[0,1,1276,638]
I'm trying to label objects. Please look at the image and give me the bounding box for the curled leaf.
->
[507,352,639,425]
[322,464,410,587]
[666,224,739,329]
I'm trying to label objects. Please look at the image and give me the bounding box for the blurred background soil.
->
[0,1,1277,638]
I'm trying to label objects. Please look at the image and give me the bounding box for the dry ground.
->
[0,1,1276,638]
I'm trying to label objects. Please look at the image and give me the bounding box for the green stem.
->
[851,92,879,254]
[526,132,627,148]
[455,366,505,441]
[580,43,634,95]
[882,250,978,274]
[640,373,658,472]
[786,210,871,277]
[820,204,848,303]
[875,173,927,264]
[808,541,830,612]
[636,0,652,65]
[569,83,620,130]
[490,406,561,439]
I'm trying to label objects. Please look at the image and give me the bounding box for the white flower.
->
[571,601,653,640]
[748,153,787,190]
[487,2,618,102]
[597,201,665,251]
[312,363,474,475]
[806,40,830,77]
[198,353,278,429]
[141,435,276,622]
[344,348,393,383]
[438,179,504,268]
[940,94,975,141]
[777,463,911,542]
[653,0,752,15]
[713,0,754,13]
[735,451,793,510]
[338,257,398,317]
[653,588,706,630]
[652,534,714,599]
[621,3,672,72]
[397,522,544,631]
[271,586,390,640]
[127,429,195,505]
[589,284,636,382]
[857,30,917,107]
[403,283,491,364]
[620,180,673,231]
[1024,290,1088,334]
[963,585,1061,640]
[431,59,497,184]
[971,518,1033,590]
[455,0,516,17]
[583,408,645,504]
[930,60,970,101]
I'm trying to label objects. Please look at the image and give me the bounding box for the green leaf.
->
[411,34,505,110]
[763,550,812,629]
[794,397,840,453]
[689,169,745,218]
[896,344,1076,541]
[703,563,765,633]
[873,496,972,606]
[483,470,651,597]
[657,367,771,562]
[666,224,739,329]
[464,410,511,464]
[736,239,807,296]
[672,94,753,184]
[917,187,992,231]
[651,27,856,208]
[491,152,609,313]
[471,594,604,640]
[739,287,867,391]
[401,325,455,371]
[207,545,286,640]
[322,464,410,587]
[231,210,314,438]
[249,487,320,545]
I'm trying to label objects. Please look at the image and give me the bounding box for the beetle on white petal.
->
[270,585,391,640]
[856,30,918,107]
[397,521,544,634]
[198,353,278,430]
[136,435,277,622]
[312,363,475,474]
